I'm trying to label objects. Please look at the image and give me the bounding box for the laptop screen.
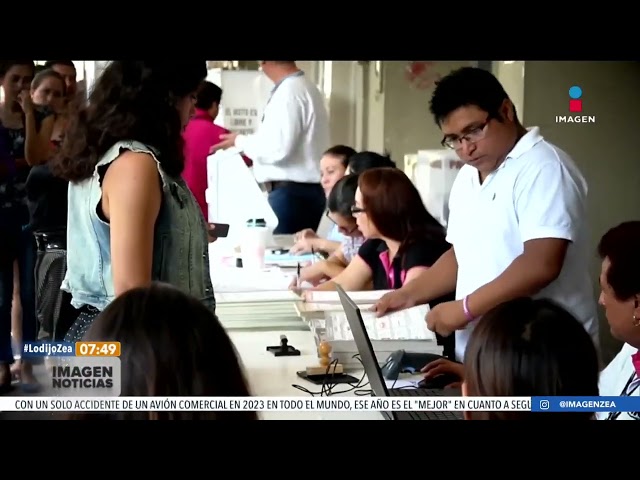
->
[336,285,390,398]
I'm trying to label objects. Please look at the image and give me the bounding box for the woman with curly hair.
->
[51,60,216,341]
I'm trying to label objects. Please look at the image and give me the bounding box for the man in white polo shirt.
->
[374,66,599,371]
[211,61,329,234]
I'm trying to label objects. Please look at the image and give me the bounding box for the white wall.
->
[492,61,525,120]
[521,61,640,362]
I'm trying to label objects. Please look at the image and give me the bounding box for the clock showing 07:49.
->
[75,342,121,357]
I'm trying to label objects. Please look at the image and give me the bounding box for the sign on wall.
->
[207,69,273,136]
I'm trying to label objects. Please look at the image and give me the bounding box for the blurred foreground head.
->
[67,282,258,420]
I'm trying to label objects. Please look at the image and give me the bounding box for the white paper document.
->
[305,290,392,304]
[302,302,367,312]
[325,304,434,341]
[205,148,279,247]
[216,290,300,303]
[385,378,420,389]
[210,265,295,293]
[216,290,301,304]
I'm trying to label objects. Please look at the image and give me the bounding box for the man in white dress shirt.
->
[212,61,330,234]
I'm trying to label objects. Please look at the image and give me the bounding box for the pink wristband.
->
[463,295,474,322]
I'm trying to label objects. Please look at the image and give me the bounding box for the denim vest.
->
[62,140,216,312]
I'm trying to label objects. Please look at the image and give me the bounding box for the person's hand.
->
[421,358,464,389]
[290,237,315,255]
[288,276,301,295]
[207,223,218,243]
[210,132,239,153]
[299,262,328,285]
[294,228,317,242]
[17,91,33,114]
[425,300,467,337]
[372,289,416,317]
[288,279,310,298]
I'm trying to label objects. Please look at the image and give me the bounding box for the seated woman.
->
[306,168,452,309]
[291,145,355,255]
[345,151,396,175]
[461,297,599,420]
[297,174,365,285]
[595,221,640,420]
[66,282,257,420]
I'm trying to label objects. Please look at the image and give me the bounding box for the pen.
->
[297,262,301,288]
[311,247,316,263]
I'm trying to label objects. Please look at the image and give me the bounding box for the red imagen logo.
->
[569,86,582,112]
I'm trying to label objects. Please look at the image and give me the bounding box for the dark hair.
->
[52,60,207,182]
[347,151,395,174]
[67,283,257,420]
[598,221,640,301]
[327,174,358,218]
[464,297,599,420]
[44,60,76,70]
[429,67,512,126]
[32,69,66,96]
[358,168,447,257]
[0,60,35,78]
[195,81,222,110]
[323,145,356,167]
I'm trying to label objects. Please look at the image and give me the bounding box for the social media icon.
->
[539,400,550,410]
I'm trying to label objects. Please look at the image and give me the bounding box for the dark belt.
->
[263,181,320,193]
[34,231,66,251]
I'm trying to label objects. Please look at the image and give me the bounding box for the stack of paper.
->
[295,289,392,322]
[264,252,316,268]
[326,305,434,342]
[318,305,442,368]
[208,258,309,332]
[211,265,296,293]
[215,290,308,332]
[217,290,301,304]
[217,301,308,332]
[305,290,393,304]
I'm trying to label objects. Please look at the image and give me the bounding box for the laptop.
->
[336,285,463,420]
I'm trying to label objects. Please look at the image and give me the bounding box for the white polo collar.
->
[471,126,544,188]
[508,126,544,160]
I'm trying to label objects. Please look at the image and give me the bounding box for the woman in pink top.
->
[182,81,251,219]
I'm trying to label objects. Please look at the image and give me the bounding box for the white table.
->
[229,330,384,420]
[214,250,430,421]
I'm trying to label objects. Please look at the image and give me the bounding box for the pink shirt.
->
[182,109,252,219]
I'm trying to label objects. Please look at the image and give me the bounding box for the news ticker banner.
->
[2,396,640,414]
[14,342,639,415]
[21,341,121,397]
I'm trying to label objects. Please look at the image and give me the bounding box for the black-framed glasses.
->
[441,119,491,150]
[326,210,359,235]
